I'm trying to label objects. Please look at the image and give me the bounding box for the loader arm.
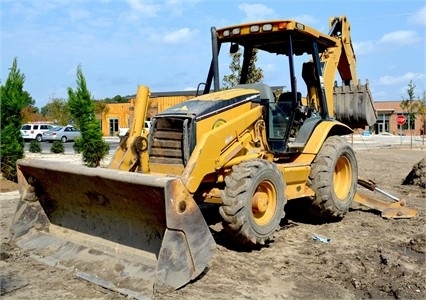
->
[108,85,150,171]
[182,104,265,194]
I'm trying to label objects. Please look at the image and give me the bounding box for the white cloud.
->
[354,30,421,56]
[353,41,375,56]
[165,0,201,5]
[261,63,276,73]
[122,0,200,21]
[125,0,161,18]
[164,0,201,17]
[163,28,196,44]
[379,30,419,45]
[287,14,318,26]
[408,5,426,26]
[397,85,409,96]
[5,0,63,20]
[378,72,425,85]
[238,3,276,21]
[372,90,387,100]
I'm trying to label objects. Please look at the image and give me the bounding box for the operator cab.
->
[202,20,331,153]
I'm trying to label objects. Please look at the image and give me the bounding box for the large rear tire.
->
[219,159,286,245]
[308,135,357,219]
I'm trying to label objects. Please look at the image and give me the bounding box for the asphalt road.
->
[24,134,424,155]
[344,134,425,150]
[24,138,120,154]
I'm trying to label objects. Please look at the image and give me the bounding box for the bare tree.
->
[415,90,426,145]
[400,81,417,148]
[41,98,70,125]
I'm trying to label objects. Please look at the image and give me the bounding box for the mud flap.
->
[334,81,377,128]
[10,158,216,299]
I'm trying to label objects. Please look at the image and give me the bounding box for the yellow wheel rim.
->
[251,181,277,226]
[333,156,352,200]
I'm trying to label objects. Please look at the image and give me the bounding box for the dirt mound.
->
[1,148,425,299]
[402,158,426,189]
[0,178,18,192]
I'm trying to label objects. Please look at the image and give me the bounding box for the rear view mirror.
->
[230,43,239,54]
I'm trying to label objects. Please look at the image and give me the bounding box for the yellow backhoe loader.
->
[11,16,417,298]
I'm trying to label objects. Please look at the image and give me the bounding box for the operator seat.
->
[277,92,301,115]
[277,92,301,104]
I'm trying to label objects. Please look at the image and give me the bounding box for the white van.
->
[21,123,55,142]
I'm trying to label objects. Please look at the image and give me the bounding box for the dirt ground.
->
[1,146,425,299]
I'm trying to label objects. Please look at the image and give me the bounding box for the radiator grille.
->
[149,118,185,165]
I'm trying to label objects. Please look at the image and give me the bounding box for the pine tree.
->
[222,48,264,89]
[0,58,33,181]
[68,65,109,167]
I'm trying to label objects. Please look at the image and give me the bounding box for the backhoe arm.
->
[318,16,376,128]
[320,16,358,116]
[328,16,358,85]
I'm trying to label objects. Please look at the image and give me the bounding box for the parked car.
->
[20,123,55,142]
[118,120,151,141]
[42,126,81,143]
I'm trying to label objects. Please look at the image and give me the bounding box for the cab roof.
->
[216,20,338,56]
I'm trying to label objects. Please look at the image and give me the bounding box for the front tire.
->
[308,135,357,219]
[219,160,286,245]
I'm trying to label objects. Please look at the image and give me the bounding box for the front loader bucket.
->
[334,81,377,128]
[11,158,216,299]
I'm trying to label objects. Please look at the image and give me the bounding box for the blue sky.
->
[1,0,425,108]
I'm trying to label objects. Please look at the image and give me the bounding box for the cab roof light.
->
[223,30,230,37]
[250,25,260,33]
[295,22,305,30]
[232,28,241,35]
[262,24,273,31]
[278,22,287,30]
